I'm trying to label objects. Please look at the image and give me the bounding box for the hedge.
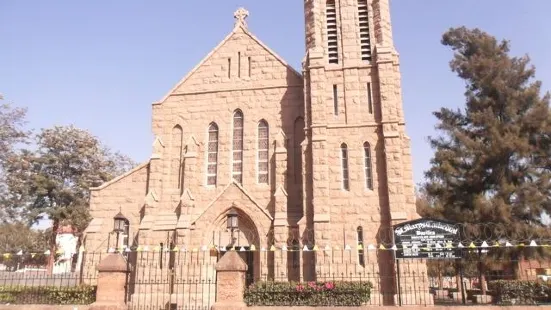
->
[244,281,372,306]
[489,280,551,305]
[0,285,96,304]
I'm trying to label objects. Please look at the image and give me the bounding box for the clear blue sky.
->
[1,0,550,186]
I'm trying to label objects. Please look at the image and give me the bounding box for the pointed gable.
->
[155,19,302,104]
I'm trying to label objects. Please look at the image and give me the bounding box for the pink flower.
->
[308,281,317,289]
[324,282,335,290]
[296,284,304,292]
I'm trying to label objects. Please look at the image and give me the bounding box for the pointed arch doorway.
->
[209,205,262,286]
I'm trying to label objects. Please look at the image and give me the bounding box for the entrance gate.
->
[125,249,217,310]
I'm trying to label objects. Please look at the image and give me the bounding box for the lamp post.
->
[226,207,239,247]
[113,211,128,249]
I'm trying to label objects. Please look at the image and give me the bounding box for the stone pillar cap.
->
[97,253,129,273]
[215,251,247,272]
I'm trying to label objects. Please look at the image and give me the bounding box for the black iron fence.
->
[124,250,217,310]
[2,245,551,307]
[242,246,551,307]
[0,251,102,305]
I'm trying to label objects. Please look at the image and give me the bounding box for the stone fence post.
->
[89,253,129,310]
[211,251,248,310]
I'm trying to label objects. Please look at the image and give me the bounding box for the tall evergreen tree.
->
[423,27,551,243]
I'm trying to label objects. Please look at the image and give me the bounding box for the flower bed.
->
[244,281,372,306]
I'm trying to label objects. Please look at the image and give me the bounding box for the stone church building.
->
[83,0,419,289]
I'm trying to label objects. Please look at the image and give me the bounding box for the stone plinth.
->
[89,253,129,310]
[211,251,248,310]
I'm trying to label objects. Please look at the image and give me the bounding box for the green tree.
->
[4,125,136,271]
[423,27,551,244]
[0,98,30,222]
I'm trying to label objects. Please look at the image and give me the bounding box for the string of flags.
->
[2,240,551,259]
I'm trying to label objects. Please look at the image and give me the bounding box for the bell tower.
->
[301,0,420,295]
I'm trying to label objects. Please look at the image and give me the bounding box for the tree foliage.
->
[5,125,136,233]
[0,223,47,254]
[422,27,551,242]
[0,100,30,222]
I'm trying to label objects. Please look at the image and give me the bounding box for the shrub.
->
[488,280,551,305]
[0,285,96,304]
[244,281,372,306]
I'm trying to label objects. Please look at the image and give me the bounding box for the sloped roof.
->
[154,19,302,105]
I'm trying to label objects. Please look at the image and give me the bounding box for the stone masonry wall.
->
[87,163,150,251]
[149,24,305,248]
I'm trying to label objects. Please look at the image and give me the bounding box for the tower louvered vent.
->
[358,0,372,61]
[326,1,338,64]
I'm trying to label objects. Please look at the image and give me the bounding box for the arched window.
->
[232,110,244,184]
[326,0,338,64]
[341,143,349,190]
[206,123,219,186]
[257,120,269,184]
[363,142,373,190]
[357,226,365,267]
[357,0,372,61]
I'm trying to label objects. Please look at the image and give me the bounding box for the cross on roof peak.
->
[234,7,249,28]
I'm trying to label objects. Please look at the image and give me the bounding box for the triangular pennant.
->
[261,247,267,252]
[239,246,246,252]
[229,246,236,251]
[367,244,376,251]
[312,245,319,251]
[153,246,160,252]
[3,253,11,259]
[143,246,150,252]
[56,249,64,254]
[344,244,352,251]
[468,242,476,249]
[334,246,341,250]
[518,243,525,247]
[44,250,51,255]
[108,248,115,253]
[172,246,180,252]
[79,246,85,252]
[324,245,331,252]
[192,248,198,252]
[493,241,500,247]
[379,244,386,250]
[201,245,208,252]
[16,250,23,256]
[282,245,288,251]
[303,245,310,252]
[31,253,37,258]
[270,245,276,251]
[435,243,442,249]
[136,246,143,252]
[180,247,187,252]
[125,247,132,253]
[163,247,170,252]
[530,240,538,247]
[505,241,513,247]
[357,244,364,250]
[249,244,256,251]
[390,245,398,251]
[219,246,226,252]
[457,242,464,248]
[445,242,453,249]
[481,241,489,248]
